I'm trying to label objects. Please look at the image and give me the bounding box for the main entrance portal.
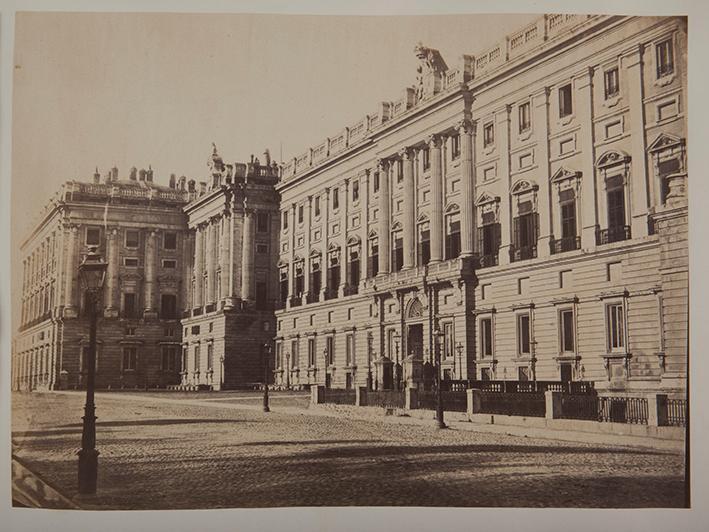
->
[407,324,424,358]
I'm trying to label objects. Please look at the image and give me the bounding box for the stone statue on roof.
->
[414,42,448,102]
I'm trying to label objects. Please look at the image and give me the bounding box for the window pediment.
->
[596,150,631,169]
[346,235,361,246]
[511,179,538,196]
[444,203,460,214]
[367,229,378,239]
[475,192,500,206]
[550,167,581,184]
[647,132,685,153]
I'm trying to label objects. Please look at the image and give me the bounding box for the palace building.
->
[13,167,191,391]
[13,14,688,399]
[273,14,688,395]
[179,147,280,390]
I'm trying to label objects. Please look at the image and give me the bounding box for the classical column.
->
[104,228,119,317]
[182,230,194,311]
[623,47,650,239]
[359,170,370,285]
[193,225,204,309]
[339,179,349,295]
[218,216,228,303]
[144,230,158,318]
[377,160,391,274]
[304,196,312,296]
[401,149,416,269]
[496,106,512,265]
[575,68,599,250]
[205,221,216,304]
[241,208,255,301]
[429,135,444,263]
[533,89,552,258]
[458,119,476,256]
[63,225,78,318]
[320,189,330,300]
[287,203,296,304]
[225,196,238,307]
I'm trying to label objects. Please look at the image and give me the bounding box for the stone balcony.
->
[361,256,476,295]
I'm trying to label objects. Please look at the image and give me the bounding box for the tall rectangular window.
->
[352,180,360,202]
[86,227,101,246]
[559,83,573,118]
[327,251,340,296]
[310,257,321,297]
[368,238,379,277]
[517,313,531,355]
[418,223,430,266]
[348,246,360,287]
[480,317,493,358]
[560,191,577,240]
[314,196,321,217]
[606,303,625,351]
[607,176,626,231]
[160,294,177,319]
[125,230,140,248]
[518,102,531,133]
[559,309,575,353]
[256,213,269,233]
[445,214,461,260]
[207,343,214,371]
[308,338,316,367]
[443,322,454,359]
[346,334,354,366]
[451,134,461,159]
[392,232,403,272]
[282,210,288,230]
[279,266,289,304]
[123,293,137,318]
[397,160,404,183]
[483,123,495,147]
[656,39,674,78]
[163,232,177,250]
[294,261,305,297]
[373,172,380,192]
[298,205,304,224]
[326,336,334,366]
[332,188,339,210]
[604,68,620,99]
[290,340,298,368]
[422,147,430,170]
[477,214,501,265]
[193,345,200,372]
[122,347,137,371]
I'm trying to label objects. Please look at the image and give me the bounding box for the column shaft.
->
[429,136,444,263]
[105,228,119,316]
[144,230,157,316]
[377,161,391,274]
[459,120,476,256]
[402,150,416,269]
[63,225,78,317]
[576,68,599,250]
[241,210,255,301]
[497,107,512,265]
[193,226,204,308]
[304,196,312,295]
[533,90,552,258]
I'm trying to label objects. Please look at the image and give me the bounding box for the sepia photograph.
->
[3,1,701,529]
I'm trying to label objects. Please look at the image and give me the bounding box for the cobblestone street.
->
[11,391,686,509]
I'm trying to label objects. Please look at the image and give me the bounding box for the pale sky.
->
[10,11,536,318]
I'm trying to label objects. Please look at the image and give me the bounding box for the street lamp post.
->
[393,331,400,391]
[322,347,329,388]
[262,343,271,412]
[366,331,373,391]
[285,352,291,390]
[433,327,446,429]
[77,245,107,495]
[455,342,464,381]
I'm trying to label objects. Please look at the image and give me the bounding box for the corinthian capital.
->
[426,134,442,149]
[397,147,414,160]
[376,159,389,172]
[456,118,476,136]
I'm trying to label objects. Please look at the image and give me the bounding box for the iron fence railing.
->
[320,388,356,405]
[478,391,546,417]
[559,395,649,425]
[416,390,468,412]
[365,390,405,409]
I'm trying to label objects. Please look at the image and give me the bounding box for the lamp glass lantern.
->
[78,245,108,294]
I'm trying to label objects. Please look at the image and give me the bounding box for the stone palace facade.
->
[13,14,688,397]
[273,14,688,395]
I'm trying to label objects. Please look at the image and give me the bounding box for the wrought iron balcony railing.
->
[509,244,537,262]
[596,225,631,245]
[550,236,581,254]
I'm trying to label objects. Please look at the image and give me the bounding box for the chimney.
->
[129,167,137,181]
[169,174,176,189]
[93,167,100,184]
[179,176,187,191]
[250,154,254,164]
[263,149,271,166]
[188,179,196,192]
[146,165,154,182]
